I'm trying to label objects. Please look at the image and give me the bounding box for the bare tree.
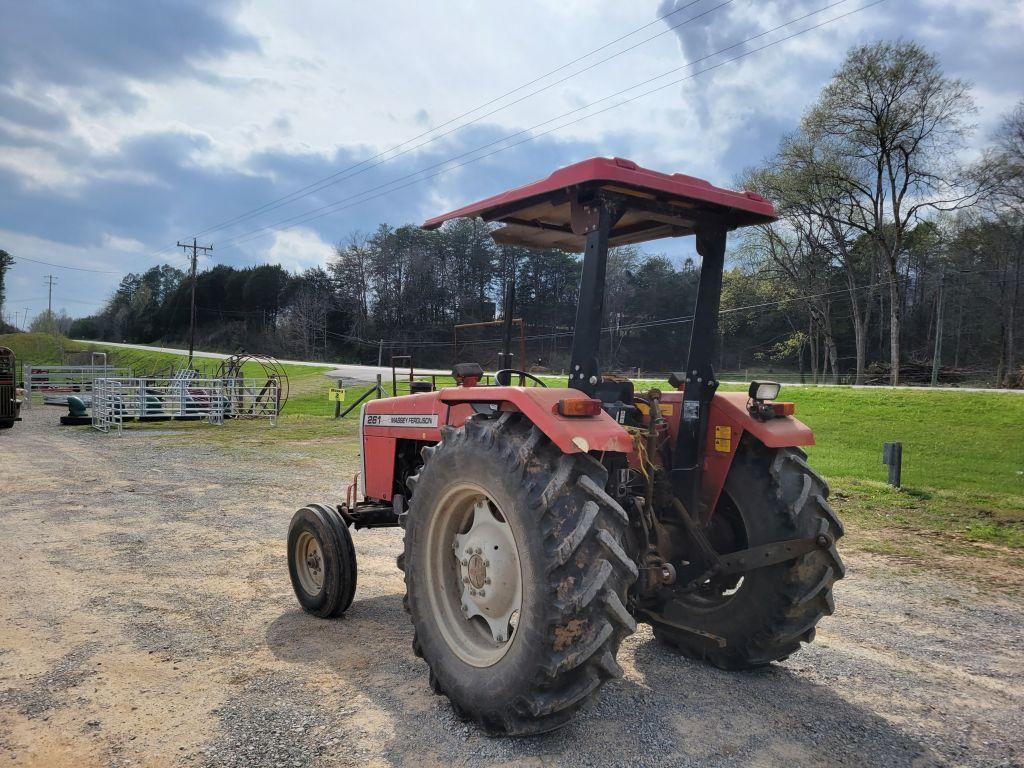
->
[805,41,977,384]
[985,101,1024,384]
[282,268,334,360]
[330,232,372,340]
[995,99,1024,210]
[742,220,840,383]
[748,137,878,382]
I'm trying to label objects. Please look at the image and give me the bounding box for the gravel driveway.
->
[1,409,1021,768]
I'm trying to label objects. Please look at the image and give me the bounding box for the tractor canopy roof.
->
[422,156,775,252]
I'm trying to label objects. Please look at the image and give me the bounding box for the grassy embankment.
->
[5,333,1021,568]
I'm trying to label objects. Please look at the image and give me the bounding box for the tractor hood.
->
[422,156,776,251]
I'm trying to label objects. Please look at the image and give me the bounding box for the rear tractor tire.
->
[403,413,637,735]
[287,503,358,618]
[652,442,844,670]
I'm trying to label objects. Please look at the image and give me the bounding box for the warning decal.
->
[363,413,439,428]
[713,425,732,453]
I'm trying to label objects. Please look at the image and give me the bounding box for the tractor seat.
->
[452,362,484,380]
[594,377,634,405]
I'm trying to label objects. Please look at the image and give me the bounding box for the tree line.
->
[5,40,1019,386]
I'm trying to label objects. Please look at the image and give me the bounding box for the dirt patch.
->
[1,409,1022,767]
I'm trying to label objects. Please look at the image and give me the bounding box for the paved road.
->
[81,340,1023,393]
[77,340,336,369]
[76,341,453,382]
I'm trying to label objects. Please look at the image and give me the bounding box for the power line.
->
[220,0,863,252]
[334,265,1007,350]
[204,0,735,238]
[163,0,721,251]
[11,254,121,274]
[56,296,109,307]
[216,0,876,255]
[320,272,910,351]
[190,268,1008,349]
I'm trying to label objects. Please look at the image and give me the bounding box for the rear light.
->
[748,380,781,401]
[770,402,795,417]
[555,398,602,417]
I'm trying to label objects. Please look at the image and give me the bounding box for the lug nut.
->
[461,559,468,566]
[483,560,490,567]
[484,577,491,585]
[463,576,470,584]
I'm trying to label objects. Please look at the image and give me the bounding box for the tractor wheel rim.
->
[424,482,522,668]
[295,531,325,595]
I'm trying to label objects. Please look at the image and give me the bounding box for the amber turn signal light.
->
[770,402,795,417]
[555,398,603,417]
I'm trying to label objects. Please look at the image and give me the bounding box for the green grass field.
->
[5,332,1022,562]
[740,385,1024,552]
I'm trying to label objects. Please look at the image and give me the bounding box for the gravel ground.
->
[1,408,1022,768]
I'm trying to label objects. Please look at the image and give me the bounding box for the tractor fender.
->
[360,387,632,501]
[701,391,815,512]
[439,386,633,455]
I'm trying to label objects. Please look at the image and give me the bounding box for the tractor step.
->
[338,501,400,530]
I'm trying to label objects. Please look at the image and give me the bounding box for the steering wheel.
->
[494,369,548,387]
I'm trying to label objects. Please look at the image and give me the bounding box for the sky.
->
[1,0,1022,327]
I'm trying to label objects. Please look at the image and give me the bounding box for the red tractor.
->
[287,158,844,734]
[0,346,22,431]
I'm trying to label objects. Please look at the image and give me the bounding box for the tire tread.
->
[403,414,636,734]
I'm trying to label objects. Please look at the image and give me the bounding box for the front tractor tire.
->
[403,414,637,735]
[287,503,358,618]
[652,443,845,670]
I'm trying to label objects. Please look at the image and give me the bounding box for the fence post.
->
[882,442,903,488]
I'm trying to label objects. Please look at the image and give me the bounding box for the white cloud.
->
[264,227,333,273]
[102,233,146,252]
[0,146,82,191]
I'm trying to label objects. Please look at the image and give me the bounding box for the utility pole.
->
[43,275,57,333]
[177,238,213,365]
[931,268,945,387]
